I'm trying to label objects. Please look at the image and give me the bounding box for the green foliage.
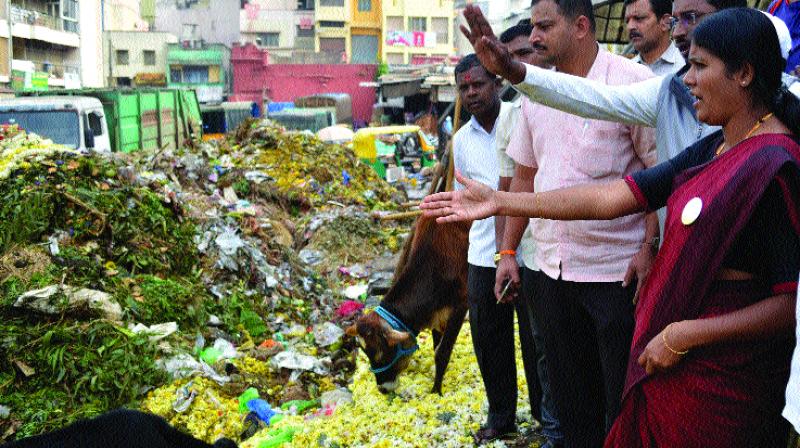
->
[232,178,251,197]
[0,155,198,278]
[0,318,166,439]
[207,289,268,339]
[377,60,389,78]
[120,275,208,328]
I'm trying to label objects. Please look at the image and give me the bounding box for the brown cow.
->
[346,215,470,394]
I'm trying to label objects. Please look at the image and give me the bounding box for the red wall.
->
[231,44,377,124]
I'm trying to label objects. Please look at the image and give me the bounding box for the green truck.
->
[0,88,203,153]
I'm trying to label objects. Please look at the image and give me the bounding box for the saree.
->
[605,134,800,448]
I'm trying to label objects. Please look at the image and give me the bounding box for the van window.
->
[88,112,103,136]
[0,111,80,148]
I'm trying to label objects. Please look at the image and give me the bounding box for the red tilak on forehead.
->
[464,73,472,82]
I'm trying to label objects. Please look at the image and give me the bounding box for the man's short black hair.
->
[531,0,596,32]
[622,0,671,18]
[500,23,534,43]
[454,53,495,78]
[517,18,532,26]
[707,0,747,10]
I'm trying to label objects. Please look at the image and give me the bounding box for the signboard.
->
[194,85,224,103]
[386,31,437,48]
[11,69,48,91]
[134,72,167,86]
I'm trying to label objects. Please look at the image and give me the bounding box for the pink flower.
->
[335,300,364,319]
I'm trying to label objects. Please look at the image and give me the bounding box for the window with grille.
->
[143,50,156,66]
[386,16,403,31]
[296,25,314,37]
[358,0,371,11]
[319,20,345,27]
[61,0,79,33]
[259,32,280,47]
[320,0,344,6]
[116,50,129,65]
[387,53,404,64]
[408,17,426,32]
[170,66,182,83]
[432,18,448,44]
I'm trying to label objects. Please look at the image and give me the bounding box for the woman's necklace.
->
[715,112,774,156]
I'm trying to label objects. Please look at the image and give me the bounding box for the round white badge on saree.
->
[681,197,703,225]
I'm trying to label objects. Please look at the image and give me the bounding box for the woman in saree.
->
[421,8,800,447]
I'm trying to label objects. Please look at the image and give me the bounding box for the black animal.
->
[2,409,236,448]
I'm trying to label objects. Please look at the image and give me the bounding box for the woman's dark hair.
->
[692,8,800,135]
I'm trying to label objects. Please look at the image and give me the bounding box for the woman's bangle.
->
[662,323,689,355]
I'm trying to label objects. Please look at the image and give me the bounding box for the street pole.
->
[7,0,13,87]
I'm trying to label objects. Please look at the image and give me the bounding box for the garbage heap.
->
[0,121,532,448]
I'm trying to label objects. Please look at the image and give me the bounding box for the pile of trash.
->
[0,121,536,448]
[0,122,410,442]
[138,323,532,448]
[208,121,403,210]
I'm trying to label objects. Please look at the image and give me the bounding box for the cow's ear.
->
[345,324,359,337]
[386,329,411,347]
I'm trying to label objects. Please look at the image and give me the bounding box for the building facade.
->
[0,1,10,85]
[154,0,240,47]
[239,0,316,61]
[103,31,177,87]
[382,0,454,65]
[103,0,148,31]
[166,41,230,103]
[315,0,349,62]
[1,0,104,90]
[350,0,380,63]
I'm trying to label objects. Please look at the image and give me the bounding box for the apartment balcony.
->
[9,5,79,47]
[12,58,81,89]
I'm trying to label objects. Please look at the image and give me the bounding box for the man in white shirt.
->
[452,53,528,445]
[624,0,683,76]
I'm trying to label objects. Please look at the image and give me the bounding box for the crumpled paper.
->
[14,285,122,321]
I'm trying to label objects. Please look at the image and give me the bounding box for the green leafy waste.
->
[0,318,166,439]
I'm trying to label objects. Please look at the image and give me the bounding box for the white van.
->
[0,96,111,152]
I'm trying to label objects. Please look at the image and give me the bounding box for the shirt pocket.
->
[574,123,625,179]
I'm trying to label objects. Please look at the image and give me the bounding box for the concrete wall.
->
[103,0,147,31]
[103,31,177,85]
[240,0,298,49]
[231,43,377,123]
[80,0,104,87]
[154,0,239,46]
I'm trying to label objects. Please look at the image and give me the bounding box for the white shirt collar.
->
[634,41,682,66]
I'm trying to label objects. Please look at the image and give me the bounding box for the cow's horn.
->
[386,329,411,347]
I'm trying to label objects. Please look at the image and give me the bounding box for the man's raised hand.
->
[459,4,526,84]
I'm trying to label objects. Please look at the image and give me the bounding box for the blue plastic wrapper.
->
[247,398,278,425]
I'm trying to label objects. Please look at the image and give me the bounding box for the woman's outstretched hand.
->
[420,171,499,223]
